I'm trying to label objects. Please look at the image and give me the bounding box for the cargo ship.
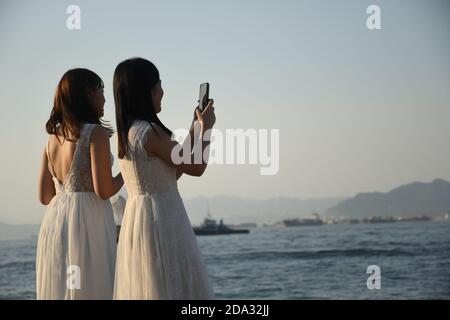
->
[282,212,323,227]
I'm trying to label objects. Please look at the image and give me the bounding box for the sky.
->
[0,0,449,224]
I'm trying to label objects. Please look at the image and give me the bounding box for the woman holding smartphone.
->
[113,58,215,299]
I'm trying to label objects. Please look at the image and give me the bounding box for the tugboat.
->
[193,207,250,236]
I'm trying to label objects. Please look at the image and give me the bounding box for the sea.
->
[0,221,449,299]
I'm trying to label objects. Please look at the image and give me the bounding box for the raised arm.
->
[90,125,124,200]
[175,115,202,180]
[146,101,216,177]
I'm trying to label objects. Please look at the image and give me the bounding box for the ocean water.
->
[1,221,449,299]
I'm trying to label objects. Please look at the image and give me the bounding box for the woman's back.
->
[47,135,76,183]
[119,119,177,196]
[46,124,96,193]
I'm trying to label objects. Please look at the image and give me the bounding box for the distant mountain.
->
[183,195,346,226]
[0,223,39,241]
[326,179,450,219]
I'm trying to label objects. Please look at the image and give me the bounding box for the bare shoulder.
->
[145,123,171,157]
[90,124,109,144]
[146,123,170,142]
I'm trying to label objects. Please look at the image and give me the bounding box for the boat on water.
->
[283,212,323,227]
[193,211,250,236]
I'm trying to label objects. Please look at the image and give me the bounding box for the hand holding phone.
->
[195,99,215,130]
[193,82,215,129]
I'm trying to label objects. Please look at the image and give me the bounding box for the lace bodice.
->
[46,123,99,193]
[119,120,177,195]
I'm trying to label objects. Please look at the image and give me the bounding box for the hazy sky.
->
[0,0,449,224]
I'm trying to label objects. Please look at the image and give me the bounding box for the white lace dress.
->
[36,123,117,300]
[114,119,214,300]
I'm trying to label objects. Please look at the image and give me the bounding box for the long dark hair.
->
[46,68,114,141]
[113,57,172,159]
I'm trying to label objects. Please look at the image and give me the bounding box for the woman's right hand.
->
[195,99,216,130]
[148,98,216,177]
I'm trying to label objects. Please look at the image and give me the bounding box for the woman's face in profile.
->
[151,81,164,113]
[89,87,106,118]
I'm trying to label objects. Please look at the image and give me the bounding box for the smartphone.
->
[199,82,210,112]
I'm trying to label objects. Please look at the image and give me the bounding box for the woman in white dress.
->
[113,58,215,299]
[36,69,124,299]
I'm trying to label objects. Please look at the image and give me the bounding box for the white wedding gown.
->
[36,123,117,300]
[114,119,214,300]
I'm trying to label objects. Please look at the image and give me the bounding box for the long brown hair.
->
[113,58,172,159]
[46,68,114,142]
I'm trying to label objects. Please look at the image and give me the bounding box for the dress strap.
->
[46,138,57,179]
